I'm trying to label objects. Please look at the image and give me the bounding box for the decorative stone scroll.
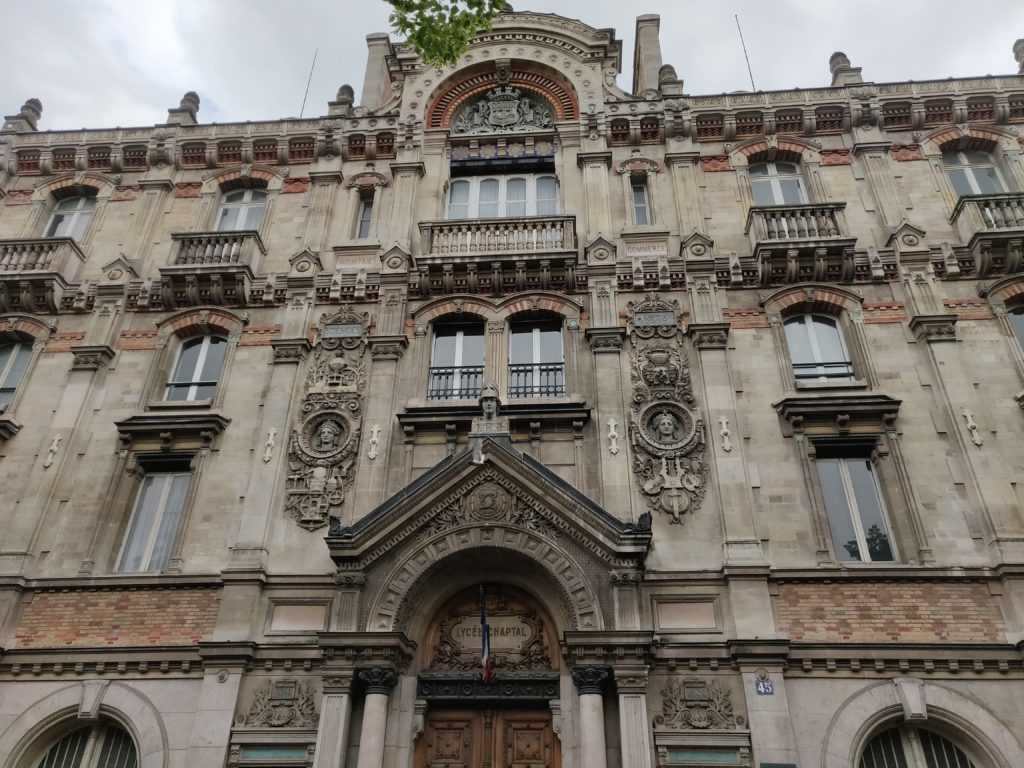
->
[285,307,367,531]
[238,679,318,728]
[627,294,706,524]
[654,678,739,730]
[451,87,554,135]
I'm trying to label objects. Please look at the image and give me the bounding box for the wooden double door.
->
[415,709,560,768]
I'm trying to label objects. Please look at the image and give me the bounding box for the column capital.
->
[585,327,626,352]
[572,665,611,695]
[357,666,398,695]
[612,665,650,694]
[271,338,312,364]
[368,335,408,359]
[908,314,958,343]
[577,151,613,169]
[687,322,730,350]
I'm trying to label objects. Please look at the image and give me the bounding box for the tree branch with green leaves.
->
[387,0,507,68]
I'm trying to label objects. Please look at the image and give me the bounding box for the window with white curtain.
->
[117,464,191,573]
[165,335,227,402]
[860,726,979,768]
[817,456,896,563]
[942,150,1006,197]
[45,195,96,239]
[216,188,267,231]
[508,315,565,398]
[428,321,485,400]
[0,340,32,410]
[33,723,138,768]
[783,314,854,381]
[356,190,375,238]
[630,174,651,225]
[749,161,807,206]
[446,175,559,219]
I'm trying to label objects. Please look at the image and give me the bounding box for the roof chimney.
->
[633,15,663,95]
[361,33,394,111]
[829,51,863,86]
[1014,39,1024,74]
[329,84,355,117]
[2,98,42,132]
[166,91,200,126]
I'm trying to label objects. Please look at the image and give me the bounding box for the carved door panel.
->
[417,710,482,768]
[495,712,559,768]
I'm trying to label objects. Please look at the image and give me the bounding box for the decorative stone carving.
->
[357,666,398,694]
[627,294,706,524]
[238,679,318,728]
[421,472,559,541]
[451,87,554,135]
[655,678,738,730]
[571,666,611,695]
[285,307,367,531]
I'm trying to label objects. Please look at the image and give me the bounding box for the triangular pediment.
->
[325,437,651,572]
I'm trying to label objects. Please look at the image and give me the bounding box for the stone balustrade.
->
[950,193,1024,276]
[0,237,86,312]
[745,203,857,285]
[161,230,266,307]
[170,230,266,271]
[419,215,576,260]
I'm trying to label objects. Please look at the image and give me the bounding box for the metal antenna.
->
[299,48,319,118]
[734,14,756,91]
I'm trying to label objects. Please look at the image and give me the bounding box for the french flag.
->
[480,584,496,683]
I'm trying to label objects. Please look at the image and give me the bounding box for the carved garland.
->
[284,307,368,531]
[627,293,707,524]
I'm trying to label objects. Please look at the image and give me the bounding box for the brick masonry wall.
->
[14,588,220,648]
[773,582,1006,643]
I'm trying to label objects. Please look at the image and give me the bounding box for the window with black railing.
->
[509,315,565,398]
[784,314,854,382]
[427,321,485,400]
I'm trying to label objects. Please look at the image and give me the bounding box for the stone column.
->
[614,666,654,768]
[356,667,398,768]
[665,153,705,236]
[577,152,613,241]
[314,672,355,768]
[572,666,610,768]
[389,162,425,253]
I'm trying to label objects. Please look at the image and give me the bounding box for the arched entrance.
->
[414,585,561,768]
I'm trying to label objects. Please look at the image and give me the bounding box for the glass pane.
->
[784,317,814,365]
[817,459,862,561]
[962,150,991,166]
[460,326,485,366]
[242,201,266,231]
[431,328,457,366]
[537,326,563,363]
[859,729,908,768]
[537,176,557,202]
[775,162,798,175]
[149,474,189,571]
[810,316,845,363]
[40,726,90,768]
[779,178,805,204]
[357,199,373,238]
[942,150,964,167]
[847,459,894,561]
[946,168,974,198]
[171,338,203,384]
[120,476,162,572]
[632,180,649,225]
[748,163,769,177]
[248,189,267,203]
[0,345,11,384]
[217,206,239,232]
[509,326,534,364]
[224,189,245,203]
[919,730,974,768]
[973,166,1005,194]
[199,337,227,383]
[479,179,500,218]
[507,178,527,216]
[46,212,70,237]
[5,343,31,389]
[1010,311,1024,347]
[750,178,776,206]
[97,725,139,768]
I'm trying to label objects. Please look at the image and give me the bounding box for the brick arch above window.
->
[981,274,1024,307]
[760,284,863,317]
[497,292,583,321]
[200,165,282,194]
[730,137,820,166]
[0,313,55,341]
[412,292,583,327]
[156,307,248,339]
[922,124,1017,154]
[426,62,578,129]
[413,296,502,326]
[30,172,113,202]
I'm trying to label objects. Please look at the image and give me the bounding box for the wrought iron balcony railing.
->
[426,365,484,401]
[508,363,566,399]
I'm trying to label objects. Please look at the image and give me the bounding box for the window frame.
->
[817,455,898,564]
[30,722,138,768]
[116,464,192,574]
[508,316,566,399]
[783,313,855,383]
[630,173,652,225]
[0,340,33,411]
[44,194,97,240]
[860,724,980,768]
[215,187,268,232]
[356,189,375,239]
[427,321,486,400]
[445,174,560,219]
[748,160,808,206]
[941,149,1007,197]
[164,334,228,403]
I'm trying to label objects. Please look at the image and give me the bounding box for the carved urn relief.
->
[284,307,368,531]
[627,294,707,524]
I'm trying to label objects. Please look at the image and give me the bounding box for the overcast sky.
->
[3,0,1023,131]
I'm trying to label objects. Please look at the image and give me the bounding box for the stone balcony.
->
[950,193,1024,276]
[0,237,87,312]
[415,215,579,296]
[160,230,265,307]
[745,202,857,285]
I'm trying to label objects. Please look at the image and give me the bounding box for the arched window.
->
[0,339,32,410]
[783,314,853,381]
[216,188,267,231]
[31,722,137,768]
[428,319,485,400]
[509,312,565,398]
[861,725,979,768]
[45,194,96,239]
[446,176,560,219]
[749,161,807,206]
[942,150,1006,197]
[165,335,227,402]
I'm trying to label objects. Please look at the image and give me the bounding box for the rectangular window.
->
[356,192,374,238]
[445,175,559,219]
[0,342,32,410]
[509,319,565,398]
[118,465,192,572]
[428,323,485,400]
[817,457,895,562]
[631,176,650,225]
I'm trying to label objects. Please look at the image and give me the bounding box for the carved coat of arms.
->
[627,294,707,524]
[654,678,738,730]
[451,87,554,135]
[238,679,318,728]
[285,307,367,531]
